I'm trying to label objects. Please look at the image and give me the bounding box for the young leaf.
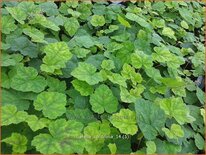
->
[158,97,195,124]
[101,60,115,71]
[146,141,156,154]
[41,42,72,74]
[162,27,176,40]
[2,133,28,153]
[90,15,105,27]
[162,124,184,139]
[117,15,131,28]
[72,79,94,96]
[108,143,117,154]
[107,72,127,87]
[110,109,138,135]
[120,86,136,103]
[2,105,28,126]
[121,64,142,85]
[26,115,50,132]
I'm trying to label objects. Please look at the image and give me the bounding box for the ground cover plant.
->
[1,0,205,154]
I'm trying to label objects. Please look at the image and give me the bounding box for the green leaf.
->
[135,99,166,140]
[73,35,96,48]
[130,84,145,97]
[120,86,136,103]
[90,15,105,27]
[179,8,194,25]
[2,53,23,67]
[110,109,138,135]
[64,17,80,36]
[131,50,153,69]
[158,97,195,124]
[194,133,205,150]
[145,67,162,83]
[125,13,152,29]
[153,47,185,70]
[101,60,115,71]
[39,2,59,16]
[26,115,50,131]
[152,18,165,28]
[66,108,96,125]
[152,2,166,13]
[106,42,123,52]
[2,72,10,89]
[32,119,84,154]
[181,21,189,29]
[90,84,118,114]
[2,133,28,153]
[1,2,205,154]
[161,77,185,88]
[41,42,72,74]
[117,15,131,28]
[71,47,91,58]
[10,36,39,58]
[23,26,47,43]
[162,124,184,139]
[71,62,103,85]
[29,14,60,31]
[31,134,60,154]
[10,66,47,93]
[155,139,181,154]
[121,64,142,85]
[191,52,205,68]
[196,87,205,105]
[135,30,152,54]
[34,92,67,119]
[84,121,110,154]
[2,105,28,126]
[152,46,173,63]
[108,143,117,154]
[76,3,92,20]
[104,25,119,34]
[146,141,156,154]
[6,6,27,24]
[47,76,66,93]
[162,27,176,40]
[72,79,94,96]
[67,8,81,17]
[200,109,205,123]
[2,89,30,111]
[111,32,131,42]
[107,72,127,87]
[1,15,17,34]
[18,2,41,15]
